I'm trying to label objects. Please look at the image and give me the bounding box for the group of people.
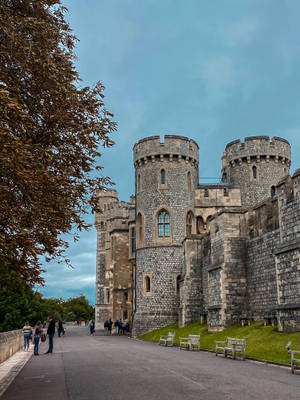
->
[22,318,66,356]
[103,319,129,335]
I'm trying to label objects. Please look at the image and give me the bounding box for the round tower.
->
[222,136,291,207]
[132,135,199,336]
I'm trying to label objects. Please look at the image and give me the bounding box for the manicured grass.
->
[139,321,300,364]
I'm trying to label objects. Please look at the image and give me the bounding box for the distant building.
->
[95,135,300,335]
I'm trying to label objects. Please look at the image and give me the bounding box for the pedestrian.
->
[62,321,67,335]
[22,321,32,351]
[89,320,95,335]
[33,321,43,356]
[108,318,112,335]
[104,320,109,335]
[45,317,55,354]
[58,320,63,337]
[114,319,119,335]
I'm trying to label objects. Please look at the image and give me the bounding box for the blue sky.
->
[39,0,300,304]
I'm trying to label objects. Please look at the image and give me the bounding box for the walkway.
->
[1,326,300,399]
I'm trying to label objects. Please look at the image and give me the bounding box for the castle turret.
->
[222,136,291,207]
[132,135,199,335]
[95,189,118,328]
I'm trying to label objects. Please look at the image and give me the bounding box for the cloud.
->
[222,18,260,47]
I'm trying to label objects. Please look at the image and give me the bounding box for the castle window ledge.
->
[207,263,223,272]
[207,305,222,310]
[275,239,300,255]
[276,303,300,310]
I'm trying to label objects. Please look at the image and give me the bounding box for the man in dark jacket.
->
[45,317,55,354]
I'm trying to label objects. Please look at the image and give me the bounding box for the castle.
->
[95,135,300,335]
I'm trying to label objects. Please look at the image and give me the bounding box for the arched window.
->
[136,213,143,245]
[158,210,170,237]
[187,171,191,192]
[252,166,257,179]
[186,211,194,236]
[161,169,166,184]
[222,172,227,182]
[271,186,276,198]
[196,216,205,234]
[124,292,128,301]
[145,276,151,292]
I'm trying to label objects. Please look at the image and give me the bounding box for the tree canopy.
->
[0,1,116,284]
[0,264,94,332]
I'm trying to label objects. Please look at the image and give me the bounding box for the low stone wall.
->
[0,330,23,364]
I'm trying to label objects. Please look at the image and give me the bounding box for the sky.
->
[39,0,300,304]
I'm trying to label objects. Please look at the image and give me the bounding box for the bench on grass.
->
[159,332,175,346]
[179,334,200,351]
[291,350,300,374]
[215,337,246,360]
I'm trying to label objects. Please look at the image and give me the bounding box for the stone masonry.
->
[95,135,300,335]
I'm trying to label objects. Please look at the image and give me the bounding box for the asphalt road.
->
[2,326,300,400]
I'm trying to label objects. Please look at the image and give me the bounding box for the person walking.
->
[45,317,55,354]
[33,321,43,356]
[108,318,112,335]
[89,320,95,335]
[104,320,109,335]
[58,320,63,337]
[22,321,32,351]
[114,320,119,335]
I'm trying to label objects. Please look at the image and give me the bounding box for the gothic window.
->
[186,211,194,236]
[252,166,257,179]
[145,276,151,292]
[187,171,191,192]
[271,186,276,198]
[158,210,170,237]
[222,172,227,182]
[161,169,166,184]
[131,227,136,253]
[136,213,143,245]
[124,292,128,301]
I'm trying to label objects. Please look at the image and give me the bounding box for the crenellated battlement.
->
[223,136,291,166]
[133,135,199,168]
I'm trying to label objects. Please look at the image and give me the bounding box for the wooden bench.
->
[159,332,175,346]
[290,350,300,374]
[215,337,246,360]
[179,334,200,351]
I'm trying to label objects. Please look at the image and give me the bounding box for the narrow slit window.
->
[146,276,151,292]
[187,171,191,192]
[271,186,276,198]
[161,169,166,184]
[131,227,136,253]
[252,166,257,179]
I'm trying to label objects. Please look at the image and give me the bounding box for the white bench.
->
[179,334,200,351]
[159,332,175,346]
[291,350,300,374]
[215,337,246,360]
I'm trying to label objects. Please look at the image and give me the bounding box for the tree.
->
[0,1,116,284]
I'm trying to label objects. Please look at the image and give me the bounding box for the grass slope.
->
[139,321,300,364]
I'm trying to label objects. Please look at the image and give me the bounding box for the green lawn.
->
[139,321,300,364]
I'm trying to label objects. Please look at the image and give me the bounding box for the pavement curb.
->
[0,349,33,398]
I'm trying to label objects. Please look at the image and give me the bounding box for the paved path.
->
[1,326,300,400]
